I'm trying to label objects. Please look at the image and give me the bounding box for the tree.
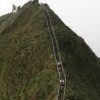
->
[12,4,16,12]
[17,6,21,11]
[33,0,39,4]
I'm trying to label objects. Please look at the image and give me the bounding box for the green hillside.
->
[0,1,100,100]
[0,13,12,33]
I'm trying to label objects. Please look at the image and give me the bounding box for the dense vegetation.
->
[0,2,58,100]
[47,7,100,99]
[0,1,100,100]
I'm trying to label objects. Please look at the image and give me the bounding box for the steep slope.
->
[46,5,100,99]
[0,11,21,34]
[0,1,100,100]
[98,58,100,67]
[0,13,12,33]
[0,2,58,100]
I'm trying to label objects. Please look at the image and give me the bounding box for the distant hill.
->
[0,1,100,100]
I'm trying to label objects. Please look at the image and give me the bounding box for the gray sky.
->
[0,0,100,57]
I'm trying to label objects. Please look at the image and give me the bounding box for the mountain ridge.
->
[0,1,100,100]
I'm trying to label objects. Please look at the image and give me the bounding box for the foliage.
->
[0,1,100,100]
[48,8,100,99]
[0,2,58,100]
[33,0,39,4]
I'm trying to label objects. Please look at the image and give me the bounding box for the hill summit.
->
[0,1,100,100]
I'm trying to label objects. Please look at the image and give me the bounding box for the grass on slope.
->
[46,6,100,100]
[0,2,100,100]
[0,13,13,33]
[0,2,59,100]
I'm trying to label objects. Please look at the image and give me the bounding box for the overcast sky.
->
[0,0,100,57]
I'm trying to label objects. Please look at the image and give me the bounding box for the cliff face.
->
[0,1,100,100]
